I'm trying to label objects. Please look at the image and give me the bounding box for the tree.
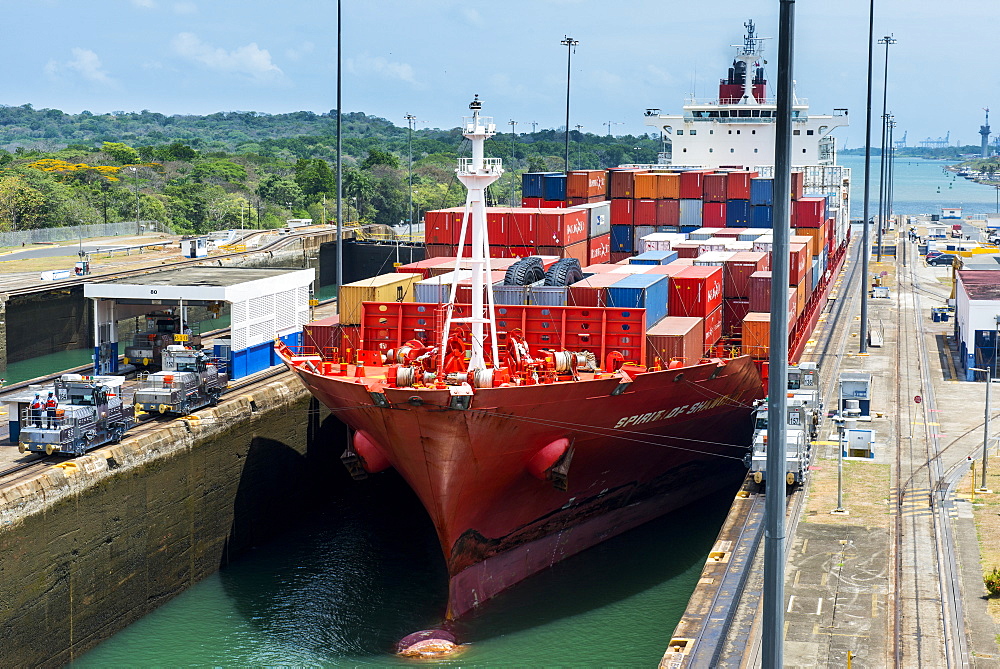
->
[343,167,375,220]
[294,158,335,197]
[189,160,248,185]
[256,174,304,207]
[101,141,140,165]
[361,148,400,170]
[0,175,45,230]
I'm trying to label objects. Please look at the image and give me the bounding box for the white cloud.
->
[44,48,115,85]
[347,53,420,87]
[130,0,157,8]
[285,41,315,62]
[171,32,283,82]
[172,2,197,14]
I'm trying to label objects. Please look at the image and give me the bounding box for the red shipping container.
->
[567,170,607,198]
[609,168,646,199]
[702,173,728,203]
[679,170,709,199]
[424,210,450,244]
[672,241,703,259]
[703,202,727,226]
[537,208,588,246]
[748,271,771,312]
[704,305,723,349]
[609,252,632,263]
[509,246,536,259]
[656,199,680,226]
[508,209,537,246]
[425,243,456,258]
[670,265,723,318]
[568,273,622,307]
[303,315,340,356]
[723,251,769,298]
[645,316,704,367]
[486,208,506,244]
[521,197,543,207]
[792,197,826,228]
[722,298,751,337]
[789,242,809,285]
[540,200,565,208]
[791,171,804,200]
[610,198,634,226]
[587,233,611,264]
[725,171,756,200]
[634,198,657,226]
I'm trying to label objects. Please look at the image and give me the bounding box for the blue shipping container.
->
[611,224,634,253]
[522,172,559,199]
[680,225,699,234]
[750,205,773,228]
[726,199,751,227]
[630,250,679,265]
[606,274,670,325]
[750,178,774,206]
[543,174,568,201]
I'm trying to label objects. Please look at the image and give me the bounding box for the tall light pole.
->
[508,119,518,206]
[971,367,992,492]
[876,34,896,263]
[887,116,896,237]
[405,113,416,241]
[575,124,584,167]
[529,121,538,133]
[561,36,578,173]
[860,0,876,355]
[128,166,140,235]
[335,0,343,292]
[605,121,623,136]
[764,3,795,665]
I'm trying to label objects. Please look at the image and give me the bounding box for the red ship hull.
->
[282,353,763,618]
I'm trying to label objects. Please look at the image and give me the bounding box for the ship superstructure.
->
[643,20,848,169]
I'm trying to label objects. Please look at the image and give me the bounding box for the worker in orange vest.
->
[29,394,43,427]
[44,392,58,429]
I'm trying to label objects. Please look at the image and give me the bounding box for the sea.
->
[75,155,997,667]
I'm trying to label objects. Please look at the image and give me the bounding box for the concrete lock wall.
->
[6,287,92,364]
[0,376,349,667]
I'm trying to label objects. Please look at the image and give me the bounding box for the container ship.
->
[276,21,850,622]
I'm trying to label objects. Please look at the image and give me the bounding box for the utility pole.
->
[575,124,584,167]
[605,121,623,136]
[405,113,416,241]
[561,36,579,173]
[764,3,794,666]
[860,0,876,355]
[887,117,896,236]
[129,166,140,235]
[876,34,896,263]
[972,366,992,492]
[336,0,343,292]
[508,119,518,207]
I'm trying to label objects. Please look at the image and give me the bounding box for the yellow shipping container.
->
[338,272,422,325]
[656,173,681,199]
[634,173,659,199]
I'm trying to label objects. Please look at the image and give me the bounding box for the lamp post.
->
[971,366,993,492]
[128,166,140,235]
[508,119,518,207]
[860,0,876,355]
[574,124,584,167]
[405,113,416,241]
[887,116,896,236]
[335,0,343,292]
[560,36,579,173]
[876,34,896,263]
[605,121,623,136]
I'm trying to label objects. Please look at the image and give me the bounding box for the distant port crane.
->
[920,131,950,148]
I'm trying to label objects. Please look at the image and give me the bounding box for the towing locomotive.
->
[133,345,228,415]
[19,375,135,456]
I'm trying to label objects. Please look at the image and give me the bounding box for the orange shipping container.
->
[566,170,607,198]
[792,226,825,259]
[795,280,806,318]
[634,173,660,199]
[646,316,704,367]
[741,312,772,359]
[656,173,681,199]
[790,234,815,259]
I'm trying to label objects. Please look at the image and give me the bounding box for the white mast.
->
[442,95,503,371]
[731,19,767,106]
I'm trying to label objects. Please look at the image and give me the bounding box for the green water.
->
[77,472,733,666]
[4,349,93,385]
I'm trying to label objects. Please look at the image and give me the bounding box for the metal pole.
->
[985,366,991,490]
[561,37,578,173]
[405,114,415,241]
[764,2,794,665]
[887,118,896,233]
[876,35,895,263]
[132,167,140,235]
[836,416,846,511]
[509,119,517,207]
[336,0,343,292]
[860,0,876,354]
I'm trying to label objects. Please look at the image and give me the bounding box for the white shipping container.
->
[687,226,724,241]
[753,235,774,253]
[693,251,736,266]
[414,270,472,303]
[722,240,754,252]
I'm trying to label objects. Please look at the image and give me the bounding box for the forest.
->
[0,104,660,235]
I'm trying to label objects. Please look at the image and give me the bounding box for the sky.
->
[4,0,997,150]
